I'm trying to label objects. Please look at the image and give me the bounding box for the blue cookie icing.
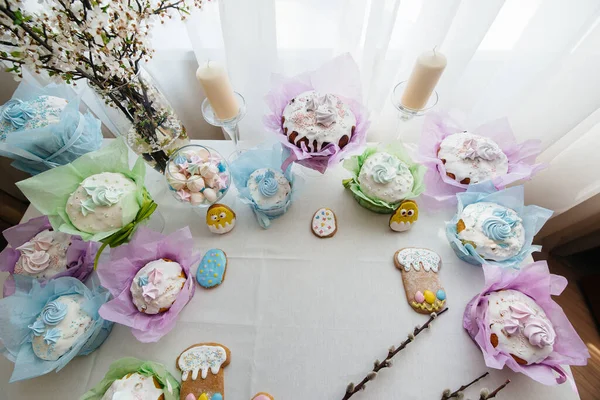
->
[196,249,227,288]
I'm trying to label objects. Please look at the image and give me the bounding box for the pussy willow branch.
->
[441,372,490,399]
[480,379,510,400]
[341,308,449,400]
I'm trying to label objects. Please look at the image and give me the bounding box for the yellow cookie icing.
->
[411,299,445,311]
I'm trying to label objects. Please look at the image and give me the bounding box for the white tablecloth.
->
[0,141,578,400]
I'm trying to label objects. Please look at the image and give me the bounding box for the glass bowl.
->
[165,144,231,207]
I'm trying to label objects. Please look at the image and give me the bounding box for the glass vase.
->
[90,69,189,173]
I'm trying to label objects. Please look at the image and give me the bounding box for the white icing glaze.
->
[395,248,440,272]
[438,132,508,183]
[178,345,227,381]
[101,372,164,400]
[247,168,291,210]
[66,172,138,234]
[0,96,67,134]
[311,208,336,237]
[14,229,72,279]
[358,152,414,203]
[390,221,412,232]
[130,259,186,314]
[486,290,554,364]
[282,90,356,152]
[458,202,525,261]
[31,294,92,361]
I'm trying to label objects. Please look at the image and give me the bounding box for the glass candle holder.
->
[201,92,247,150]
[165,144,231,208]
[391,81,439,121]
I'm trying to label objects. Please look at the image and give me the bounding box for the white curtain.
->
[180,0,600,224]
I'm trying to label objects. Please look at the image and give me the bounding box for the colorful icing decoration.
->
[178,345,228,381]
[389,200,419,232]
[40,300,68,325]
[1,98,36,128]
[212,394,223,400]
[311,207,337,238]
[395,248,440,272]
[196,249,227,289]
[198,394,208,400]
[43,328,61,345]
[394,248,446,314]
[436,289,446,301]
[256,170,279,197]
[206,203,236,234]
[28,319,46,336]
[130,259,186,315]
[414,291,425,304]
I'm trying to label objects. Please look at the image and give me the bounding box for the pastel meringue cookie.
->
[438,132,508,184]
[206,204,236,234]
[186,177,205,193]
[168,172,189,191]
[100,372,164,400]
[282,90,356,152]
[358,152,414,203]
[130,259,186,314]
[456,202,525,261]
[13,229,72,279]
[30,294,93,361]
[485,289,556,365]
[247,168,291,210]
[66,172,138,234]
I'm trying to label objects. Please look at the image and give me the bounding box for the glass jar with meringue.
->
[165,145,231,207]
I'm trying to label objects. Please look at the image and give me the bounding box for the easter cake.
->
[247,168,291,212]
[13,229,72,279]
[357,152,415,204]
[456,202,525,261]
[130,258,186,314]
[30,294,93,361]
[100,372,165,400]
[282,91,356,152]
[484,289,555,365]
[65,172,138,234]
[437,132,508,184]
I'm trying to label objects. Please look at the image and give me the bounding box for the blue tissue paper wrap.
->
[445,181,553,269]
[0,81,102,175]
[230,143,299,229]
[0,276,113,382]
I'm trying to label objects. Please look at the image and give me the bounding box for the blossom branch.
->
[341,308,449,400]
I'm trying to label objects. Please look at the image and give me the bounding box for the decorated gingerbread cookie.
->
[196,249,227,289]
[389,200,418,232]
[252,393,274,400]
[206,204,236,234]
[311,208,337,238]
[177,343,231,400]
[393,248,446,314]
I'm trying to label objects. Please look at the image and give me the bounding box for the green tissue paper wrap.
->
[342,142,426,214]
[16,138,156,262]
[80,357,180,400]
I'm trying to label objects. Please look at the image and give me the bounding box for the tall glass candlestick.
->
[391,81,439,139]
[201,92,246,149]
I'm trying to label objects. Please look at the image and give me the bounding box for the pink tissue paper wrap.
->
[418,111,545,209]
[97,227,198,342]
[463,262,589,387]
[0,215,98,296]
[264,53,370,173]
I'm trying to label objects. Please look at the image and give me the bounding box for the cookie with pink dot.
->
[311,207,337,238]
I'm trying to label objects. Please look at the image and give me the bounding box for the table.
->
[0,141,579,400]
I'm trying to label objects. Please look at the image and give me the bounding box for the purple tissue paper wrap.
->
[463,262,589,387]
[418,111,545,209]
[0,216,98,297]
[97,227,198,342]
[264,53,370,174]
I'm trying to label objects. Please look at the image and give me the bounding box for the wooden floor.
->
[535,251,600,400]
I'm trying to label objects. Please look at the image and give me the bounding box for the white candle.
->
[196,61,239,120]
[400,49,447,110]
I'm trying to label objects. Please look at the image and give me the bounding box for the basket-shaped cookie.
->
[342,142,425,214]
